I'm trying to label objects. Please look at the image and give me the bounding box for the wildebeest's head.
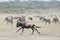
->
[16,23,20,28]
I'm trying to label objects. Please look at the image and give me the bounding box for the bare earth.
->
[0,14,60,40]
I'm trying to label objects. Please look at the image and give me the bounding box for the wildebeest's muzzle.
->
[16,23,20,28]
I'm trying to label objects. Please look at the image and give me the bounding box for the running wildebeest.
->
[36,16,51,24]
[4,16,13,26]
[28,17,33,21]
[53,16,59,23]
[42,18,51,24]
[16,18,41,35]
[39,17,45,21]
[36,16,44,21]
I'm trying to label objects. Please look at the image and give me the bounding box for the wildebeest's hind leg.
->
[21,28,24,35]
[16,28,22,33]
[11,22,13,26]
[7,22,9,26]
[11,21,13,26]
[48,21,51,24]
[31,28,34,35]
[33,27,41,35]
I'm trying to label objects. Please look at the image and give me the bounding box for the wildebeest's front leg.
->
[11,22,13,26]
[34,27,41,35]
[16,28,22,33]
[21,28,24,35]
[31,28,34,35]
[7,22,9,26]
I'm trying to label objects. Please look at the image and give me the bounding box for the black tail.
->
[35,26,41,28]
[32,24,41,28]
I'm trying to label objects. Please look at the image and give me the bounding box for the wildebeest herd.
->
[4,15,59,35]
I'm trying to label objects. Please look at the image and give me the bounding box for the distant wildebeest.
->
[39,17,45,21]
[4,16,13,26]
[28,17,33,21]
[36,16,44,21]
[53,16,59,23]
[14,16,25,20]
[13,16,21,19]
[16,18,41,35]
[42,18,51,24]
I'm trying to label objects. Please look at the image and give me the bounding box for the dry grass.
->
[0,14,60,40]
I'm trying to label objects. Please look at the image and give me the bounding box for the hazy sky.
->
[0,0,60,2]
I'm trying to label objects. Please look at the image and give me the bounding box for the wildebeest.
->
[39,17,45,21]
[16,18,41,35]
[13,16,21,19]
[36,16,51,24]
[4,16,13,26]
[28,17,33,21]
[53,16,59,23]
[36,16,44,21]
[13,16,25,20]
[42,18,51,24]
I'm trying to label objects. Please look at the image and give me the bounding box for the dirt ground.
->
[0,14,60,40]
